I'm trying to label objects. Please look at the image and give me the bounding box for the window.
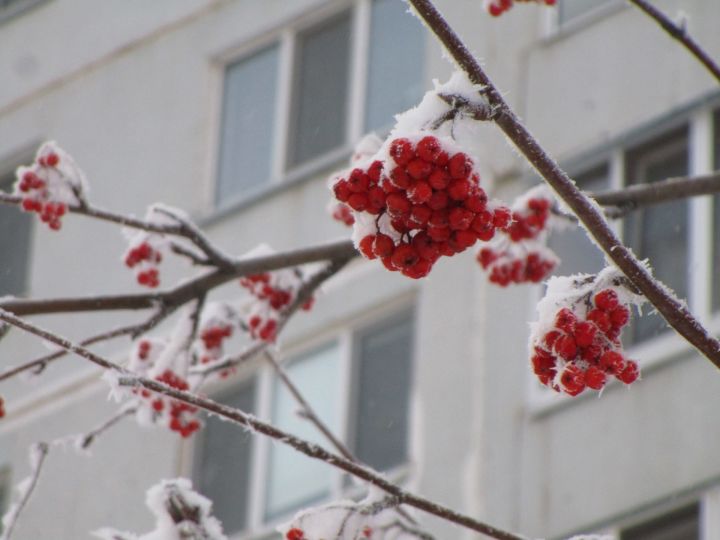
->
[623,128,689,345]
[620,504,700,540]
[712,109,720,312]
[215,0,426,205]
[0,172,33,297]
[548,165,610,276]
[556,0,615,27]
[194,310,415,537]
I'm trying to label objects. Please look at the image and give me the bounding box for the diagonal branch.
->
[0,303,524,540]
[627,0,720,84]
[408,0,720,370]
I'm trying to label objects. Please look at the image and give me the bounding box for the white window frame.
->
[542,0,624,40]
[210,0,426,211]
[187,300,415,539]
[527,104,720,413]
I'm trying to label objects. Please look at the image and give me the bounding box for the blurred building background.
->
[1,0,720,538]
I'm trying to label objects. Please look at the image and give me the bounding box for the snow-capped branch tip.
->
[627,0,720,84]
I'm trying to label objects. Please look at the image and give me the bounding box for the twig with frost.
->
[627,0,720,84]
[195,256,351,377]
[0,307,522,540]
[408,0,720,370]
[77,405,137,450]
[0,442,49,540]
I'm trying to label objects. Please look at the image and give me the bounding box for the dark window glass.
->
[621,504,699,540]
[216,44,279,204]
[349,312,414,471]
[548,165,610,276]
[364,0,425,133]
[624,128,689,344]
[712,109,720,311]
[194,379,256,535]
[0,173,32,296]
[287,12,351,167]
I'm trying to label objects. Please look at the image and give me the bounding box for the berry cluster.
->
[240,271,313,343]
[124,240,163,287]
[136,369,200,438]
[477,189,558,286]
[331,134,510,279]
[286,529,306,540]
[484,0,556,17]
[531,288,639,396]
[330,202,355,227]
[197,322,235,379]
[14,144,80,230]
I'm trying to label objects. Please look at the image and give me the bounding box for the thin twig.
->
[0,442,49,540]
[0,304,523,540]
[627,0,720,84]
[78,406,137,449]
[408,0,720,369]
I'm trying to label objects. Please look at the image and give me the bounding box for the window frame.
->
[542,0,624,40]
[189,302,416,539]
[209,0,426,211]
[527,103,720,413]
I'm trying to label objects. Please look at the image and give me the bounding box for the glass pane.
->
[624,129,689,344]
[287,12,351,167]
[548,166,609,276]
[265,343,341,519]
[559,0,612,25]
[364,0,425,133]
[621,504,699,540]
[195,379,256,535]
[350,312,413,471]
[0,173,32,296]
[216,44,279,204]
[712,109,720,311]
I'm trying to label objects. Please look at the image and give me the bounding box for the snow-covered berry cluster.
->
[240,269,313,342]
[197,316,235,379]
[331,134,510,279]
[477,186,558,286]
[128,338,201,438]
[124,239,163,287]
[530,270,642,397]
[14,142,86,230]
[484,0,556,17]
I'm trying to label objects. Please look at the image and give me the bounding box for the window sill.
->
[541,0,626,45]
[201,145,352,229]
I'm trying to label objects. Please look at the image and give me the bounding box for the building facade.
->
[1,0,720,538]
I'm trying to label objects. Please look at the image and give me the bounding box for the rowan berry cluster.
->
[14,143,83,230]
[477,188,558,286]
[240,270,313,343]
[484,0,556,17]
[197,321,235,379]
[331,134,510,279]
[531,286,639,396]
[124,240,163,287]
[330,202,355,226]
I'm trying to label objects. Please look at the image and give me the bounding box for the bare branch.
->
[408,0,720,370]
[78,406,137,450]
[0,239,358,317]
[628,0,720,84]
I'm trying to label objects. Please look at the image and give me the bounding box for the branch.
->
[408,0,720,370]
[0,442,49,540]
[627,0,720,84]
[0,239,358,317]
[77,406,137,450]
[0,306,523,540]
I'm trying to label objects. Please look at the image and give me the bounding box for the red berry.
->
[554,334,577,360]
[594,289,619,311]
[599,351,625,374]
[359,235,377,259]
[389,138,414,165]
[373,233,395,259]
[448,152,472,179]
[448,179,470,201]
[390,243,420,270]
[408,181,432,204]
[617,360,640,384]
[45,153,59,167]
[287,529,305,540]
[407,158,432,180]
[585,366,607,390]
[416,135,442,162]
